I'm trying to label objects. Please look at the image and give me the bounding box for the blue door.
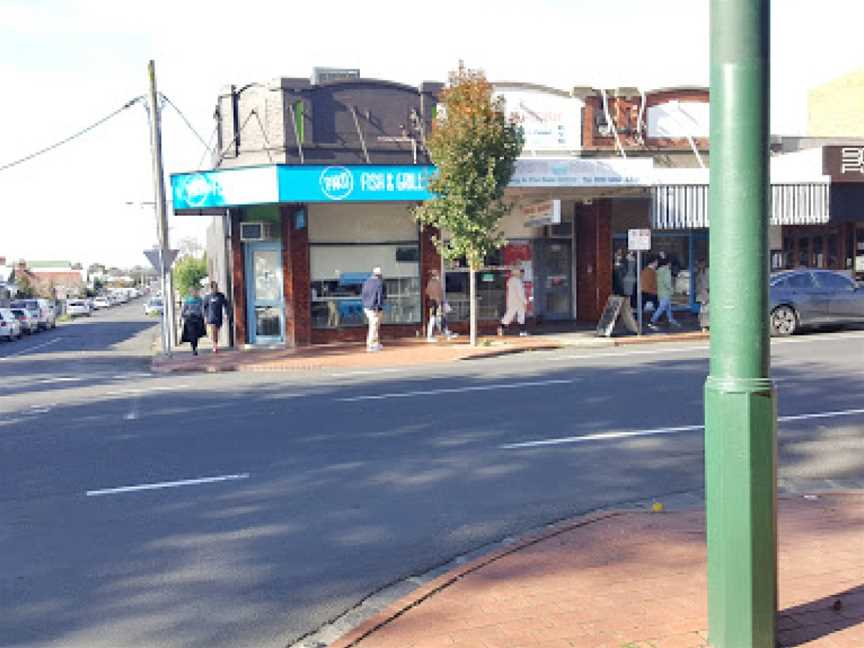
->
[244,241,285,345]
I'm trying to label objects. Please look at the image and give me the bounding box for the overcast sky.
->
[1,0,862,268]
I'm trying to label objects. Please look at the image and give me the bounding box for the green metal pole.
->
[706,1,777,647]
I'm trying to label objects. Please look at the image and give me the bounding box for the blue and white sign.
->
[172,166,278,210]
[172,164,434,210]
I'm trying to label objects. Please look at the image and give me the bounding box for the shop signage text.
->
[822,146,864,183]
[172,165,435,209]
[509,158,655,188]
[521,199,562,228]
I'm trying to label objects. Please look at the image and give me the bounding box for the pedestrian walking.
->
[202,281,229,353]
[498,267,529,336]
[361,266,386,352]
[648,257,680,329]
[180,286,206,355]
[695,259,710,332]
[425,269,453,341]
[640,257,659,312]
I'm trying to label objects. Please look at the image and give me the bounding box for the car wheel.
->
[770,305,798,336]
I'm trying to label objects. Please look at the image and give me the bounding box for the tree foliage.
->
[172,255,207,297]
[14,272,34,298]
[414,62,524,269]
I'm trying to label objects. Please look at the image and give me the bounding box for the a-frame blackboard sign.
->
[596,295,625,337]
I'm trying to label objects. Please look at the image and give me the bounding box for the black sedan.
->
[770,269,864,336]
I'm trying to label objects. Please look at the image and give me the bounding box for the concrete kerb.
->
[292,490,706,648]
[306,486,863,648]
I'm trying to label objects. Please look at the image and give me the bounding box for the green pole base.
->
[705,376,778,648]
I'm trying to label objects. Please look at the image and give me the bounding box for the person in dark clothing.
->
[361,267,386,352]
[202,281,229,354]
[180,287,206,355]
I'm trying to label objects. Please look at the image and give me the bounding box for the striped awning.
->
[651,183,830,229]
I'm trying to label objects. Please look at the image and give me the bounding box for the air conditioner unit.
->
[239,222,274,242]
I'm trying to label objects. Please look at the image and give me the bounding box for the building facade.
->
[176,73,862,348]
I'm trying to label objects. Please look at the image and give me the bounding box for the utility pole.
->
[147,60,175,354]
[705,1,777,647]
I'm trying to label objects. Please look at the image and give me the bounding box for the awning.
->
[651,183,830,229]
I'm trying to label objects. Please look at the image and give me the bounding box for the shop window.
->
[310,244,420,329]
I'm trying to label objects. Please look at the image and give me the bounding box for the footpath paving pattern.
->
[330,494,864,648]
[152,337,562,373]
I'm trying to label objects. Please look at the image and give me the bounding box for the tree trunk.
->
[469,264,478,346]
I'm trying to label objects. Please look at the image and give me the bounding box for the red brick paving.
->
[151,337,561,373]
[330,494,864,648]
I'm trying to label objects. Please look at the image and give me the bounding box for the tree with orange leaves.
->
[414,62,523,345]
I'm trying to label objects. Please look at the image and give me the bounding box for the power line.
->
[0,97,144,173]
[197,126,218,168]
[159,93,213,158]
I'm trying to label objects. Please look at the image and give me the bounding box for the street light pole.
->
[705,1,777,647]
[146,60,175,354]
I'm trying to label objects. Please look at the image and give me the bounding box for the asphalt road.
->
[1,303,863,648]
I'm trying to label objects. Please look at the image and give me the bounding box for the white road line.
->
[86,473,250,497]
[329,367,406,378]
[103,384,190,396]
[501,407,864,450]
[0,337,62,360]
[338,378,576,402]
[33,376,83,385]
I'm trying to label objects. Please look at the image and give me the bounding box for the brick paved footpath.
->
[329,494,864,648]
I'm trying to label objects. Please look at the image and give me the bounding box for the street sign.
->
[143,248,179,273]
[628,228,651,251]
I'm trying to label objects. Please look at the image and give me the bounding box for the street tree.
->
[414,62,523,345]
[172,254,207,298]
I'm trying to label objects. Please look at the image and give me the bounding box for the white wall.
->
[308,203,418,243]
[648,101,709,138]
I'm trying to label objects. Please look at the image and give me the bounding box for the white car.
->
[9,308,37,334]
[93,296,111,309]
[66,299,92,317]
[0,309,23,340]
[144,298,164,316]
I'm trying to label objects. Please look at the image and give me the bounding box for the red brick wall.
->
[230,211,247,345]
[280,205,311,347]
[582,89,709,153]
[576,200,612,322]
[419,224,441,330]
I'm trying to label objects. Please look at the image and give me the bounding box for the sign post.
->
[144,248,179,358]
[628,229,651,335]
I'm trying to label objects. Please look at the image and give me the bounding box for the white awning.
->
[651,182,830,229]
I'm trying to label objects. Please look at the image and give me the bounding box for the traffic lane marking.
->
[500,407,864,449]
[336,378,576,402]
[86,473,250,497]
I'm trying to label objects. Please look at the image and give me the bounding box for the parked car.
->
[144,298,164,316]
[0,308,23,340]
[9,308,37,334]
[92,296,111,309]
[770,269,864,336]
[66,299,92,317]
[9,298,56,330]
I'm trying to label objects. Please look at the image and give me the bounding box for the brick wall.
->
[280,205,311,347]
[576,200,612,322]
[230,211,247,345]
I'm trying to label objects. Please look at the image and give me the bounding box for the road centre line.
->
[337,378,575,402]
[103,384,190,396]
[501,407,864,449]
[0,337,62,360]
[86,473,250,497]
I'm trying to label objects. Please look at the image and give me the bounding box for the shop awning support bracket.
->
[288,101,305,164]
[351,106,371,163]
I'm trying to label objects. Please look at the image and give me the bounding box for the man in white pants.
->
[361,267,385,351]
[499,268,528,336]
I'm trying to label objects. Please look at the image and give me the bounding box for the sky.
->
[1,0,862,269]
